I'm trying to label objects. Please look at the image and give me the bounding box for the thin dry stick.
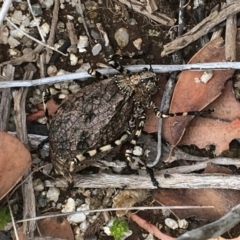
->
[16,205,214,223]
[77,0,93,47]
[43,172,240,189]
[161,1,240,56]
[5,17,66,56]
[7,197,19,240]
[13,66,36,238]
[46,0,59,63]
[26,0,45,42]
[225,0,237,61]
[0,0,12,26]
[0,64,15,131]
[119,0,176,26]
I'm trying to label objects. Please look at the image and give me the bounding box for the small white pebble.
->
[0,26,9,44]
[47,65,58,76]
[39,0,54,9]
[79,220,89,231]
[77,35,89,53]
[56,203,62,209]
[8,37,20,48]
[11,10,23,25]
[114,28,129,49]
[91,43,102,56]
[133,146,143,156]
[103,226,111,236]
[62,197,75,212]
[70,53,78,65]
[46,187,60,202]
[57,69,68,75]
[77,204,90,215]
[133,38,142,50]
[29,17,41,27]
[40,22,50,37]
[33,179,44,191]
[67,212,86,223]
[178,219,188,229]
[165,218,178,230]
[67,15,74,20]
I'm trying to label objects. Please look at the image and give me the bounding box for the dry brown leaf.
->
[13,226,26,240]
[0,132,32,200]
[153,189,240,221]
[179,80,240,155]
[203,163,232,174]
[180,118,240,155]
[162,37,235,146]
[37,216,74,240]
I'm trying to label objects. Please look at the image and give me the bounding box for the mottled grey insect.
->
[44,59,213,185]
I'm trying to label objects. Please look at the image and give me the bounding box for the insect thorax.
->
[114,70,158,106]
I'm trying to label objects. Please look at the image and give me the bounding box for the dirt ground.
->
[1,0,240,239]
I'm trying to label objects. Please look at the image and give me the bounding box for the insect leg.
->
[74,117,136,163]
[87,68,108,80]
[107,55,131,75]
[147,101,214,118]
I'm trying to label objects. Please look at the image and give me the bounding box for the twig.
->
[77,0,93,47]
[43,173,240,189]
[26,0,45,42]
[178,0,186,37]
[16,205,214,223]
[0,64,15,131]
[12,65,36,238]
[46,0,60,63]
[161,1,240,56]
[118,0,176,26]
[0,0,12,27]
[5,17,66,57]
[7,197,19,240]
[195,0,209,47]
[225,0,237,61]
[210,4,225,40]
[1,62,240,88]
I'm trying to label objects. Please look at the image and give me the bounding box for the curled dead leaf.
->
[162,37,235,146]
[37,216,74,240]
[0,132,32,200]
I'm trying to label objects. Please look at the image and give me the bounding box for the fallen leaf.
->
[203,163,232,174]
[153,189,240,221]
[180,118,240,155]
[0,132,32,200]
[162,37,235,146]
[178,80,240,155]
[206,81,240,121]
[37,216,74,240]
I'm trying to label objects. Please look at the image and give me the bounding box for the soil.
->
[1,0,240,240]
